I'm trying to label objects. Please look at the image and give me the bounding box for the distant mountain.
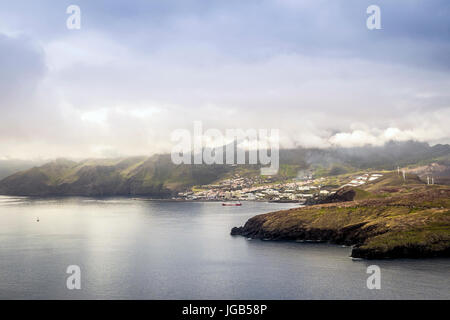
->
[286,141,450,170]
[0,159,46,180]
[0,155,237,197]
[0,141,449,197]
[231,172,450,259]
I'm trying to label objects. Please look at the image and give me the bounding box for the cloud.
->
[328,108,450,147]
[0,0,449,159]
[0,33,46,106]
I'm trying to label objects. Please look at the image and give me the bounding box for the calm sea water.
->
[0,196,448,299]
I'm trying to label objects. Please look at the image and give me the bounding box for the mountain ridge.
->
[231,172,450,259]
[0,141,449,197]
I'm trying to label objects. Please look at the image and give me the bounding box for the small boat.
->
[222,202,242,206]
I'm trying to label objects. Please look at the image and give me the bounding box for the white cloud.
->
[0,1,449,159]
[328,110,450,147]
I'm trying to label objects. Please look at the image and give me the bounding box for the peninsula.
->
[231,172,450,259]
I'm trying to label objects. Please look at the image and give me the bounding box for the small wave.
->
[350,257,363,261]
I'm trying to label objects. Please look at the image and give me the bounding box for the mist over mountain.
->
[302,141,450,169]
[0,159,46,180]
[0,141,448,197]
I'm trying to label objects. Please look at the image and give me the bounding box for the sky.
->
[0,0,449,159]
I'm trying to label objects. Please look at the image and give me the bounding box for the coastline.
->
[0,194,300,203]
[230,185,450,259]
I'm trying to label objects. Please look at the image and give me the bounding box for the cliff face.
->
[231,179,450,259]
[305,186,356,205]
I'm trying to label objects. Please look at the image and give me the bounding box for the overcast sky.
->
[0,0,449,159]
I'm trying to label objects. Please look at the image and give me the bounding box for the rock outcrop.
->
[231,185,450,259]
[305,186,356,205]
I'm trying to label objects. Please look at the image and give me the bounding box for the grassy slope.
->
[0,157,306,196]
[1,141,449,196]
[0,155,243,196]
[232,172,450,259]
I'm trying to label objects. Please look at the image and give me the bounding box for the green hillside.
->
[0,141,449,197]
[231,172,450,259]
[0,155,236,196]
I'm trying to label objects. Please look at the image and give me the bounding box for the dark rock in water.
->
[230,226,243,235]
[351,245,450,259]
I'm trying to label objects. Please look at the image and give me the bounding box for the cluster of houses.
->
[174,172,384,203]
[341,173,383,187]
[175,174,331,202]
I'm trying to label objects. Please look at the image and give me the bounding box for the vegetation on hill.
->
[231,172,450,259]
[0,141,449,196]
[0,156,237,196]
[0,159,46,180]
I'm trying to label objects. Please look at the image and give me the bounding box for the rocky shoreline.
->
[231,220,450,259]
[231,183,450,259]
